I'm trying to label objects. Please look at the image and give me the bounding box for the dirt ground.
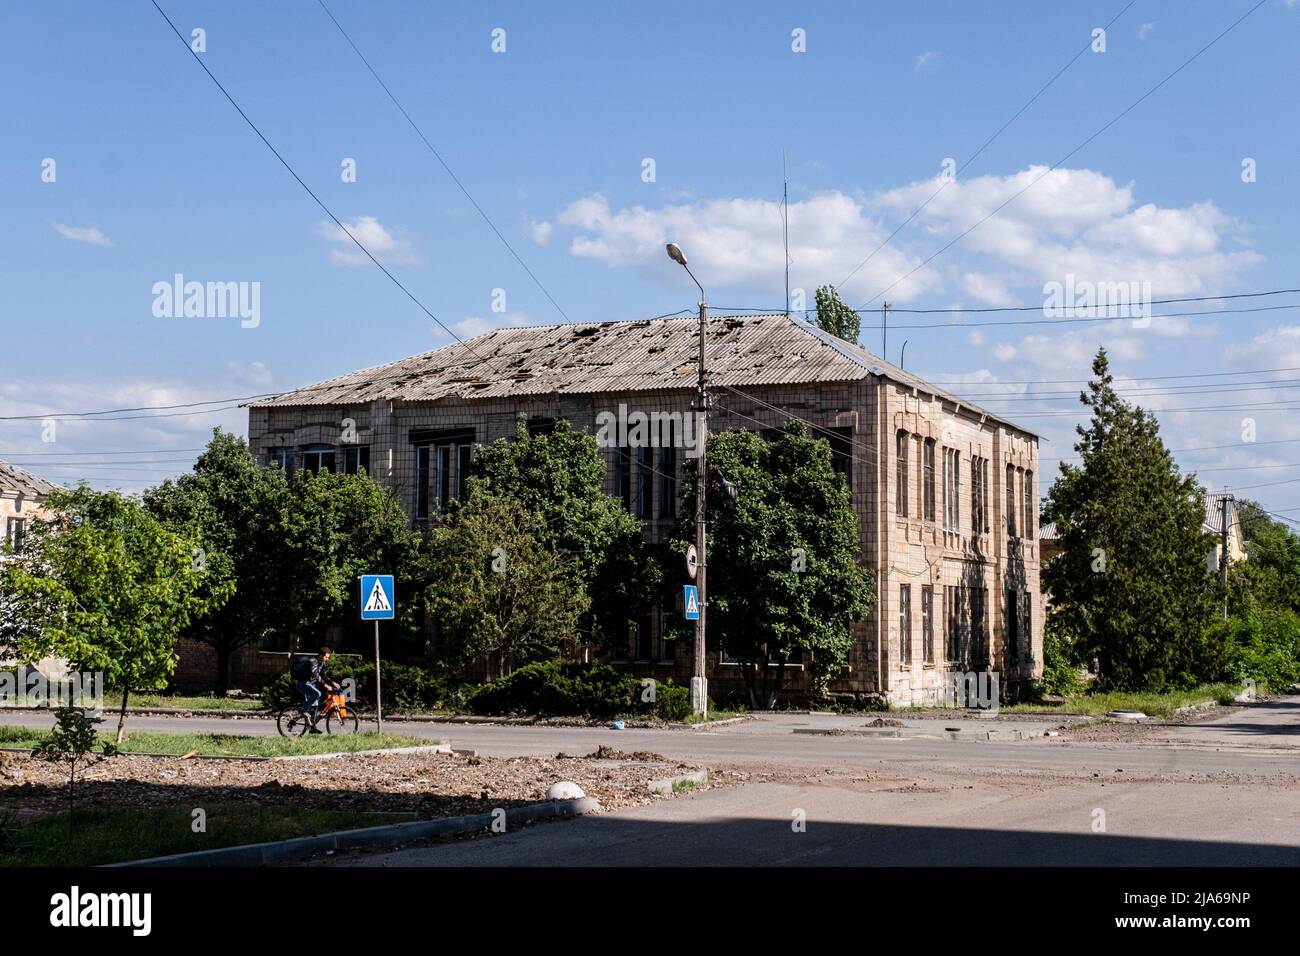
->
[0,747,727,819]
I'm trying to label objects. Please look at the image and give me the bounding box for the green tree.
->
[283,470,424,650]
[1042,348,1217,691]
[0,487,216,741]
[32,706,118,817]
[1229,499,1300,614]
[670,422,874,708]
[814,285,860,343]
[463,418,660,650]
[426,495,588,676]
[144,430,291,691]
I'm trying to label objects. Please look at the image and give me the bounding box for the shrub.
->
[1037,620,1087,698]
[1219,608,1300,693]
[466,660,688,720]
[261,658,459,713]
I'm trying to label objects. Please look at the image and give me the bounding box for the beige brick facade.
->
[245,320,1042,703]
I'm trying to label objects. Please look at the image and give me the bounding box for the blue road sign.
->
[360,575,395,620]
[683,584,700,621]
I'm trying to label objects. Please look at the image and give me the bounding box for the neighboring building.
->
[1038,496,1246,621]
[0,460,63,679]
[0,460,55,554]
[245,313,1043,704]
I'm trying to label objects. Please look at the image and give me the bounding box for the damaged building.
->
[239,312,1042,704]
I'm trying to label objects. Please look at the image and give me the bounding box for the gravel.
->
[0,748,723,818]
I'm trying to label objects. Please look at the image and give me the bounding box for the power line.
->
[147,0,506,380]
[1042,437,1300,462]
[835,0,1139,290]
[0,448,205,457]
[710,299,1300,330]
[314,0,571,324]
[857,0,1269,310]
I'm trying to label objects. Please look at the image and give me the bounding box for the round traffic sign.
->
[686,544,698,579]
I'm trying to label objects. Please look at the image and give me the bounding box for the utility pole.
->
[882,302,890,358]
[667,243,709,716]
[1220,493,1233,620]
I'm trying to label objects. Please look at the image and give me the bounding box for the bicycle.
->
[275,688,362,736]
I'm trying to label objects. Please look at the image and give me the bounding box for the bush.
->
[1037,620,1087,698]
[261,658,461,713]
[466,660,689,720]
[1219,607,1300,693]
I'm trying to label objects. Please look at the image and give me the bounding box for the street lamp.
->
[666,241,709,717]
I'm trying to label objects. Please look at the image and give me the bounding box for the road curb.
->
[647,769,709,795]
[104,797,603,867]
[271,743,451,761]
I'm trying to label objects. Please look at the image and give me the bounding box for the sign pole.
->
[374,619,382,733]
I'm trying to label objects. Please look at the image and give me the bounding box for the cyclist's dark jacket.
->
[292,656,329,685]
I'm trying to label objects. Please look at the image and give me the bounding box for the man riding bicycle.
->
[291,646,340,734]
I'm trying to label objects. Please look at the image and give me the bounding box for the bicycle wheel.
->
[326,708,361,734]
[277,707,313,737]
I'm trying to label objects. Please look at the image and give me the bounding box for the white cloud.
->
[529,219,554,245]
[0,377,251,494]
[433,312,532,341]
[315,216,419,268]
[52,222,111,246]
[874,166,1260,299]
[913,51,942,73]
[1138,21,1156,40]
[545,166,1260,309]
[551,192,934,302]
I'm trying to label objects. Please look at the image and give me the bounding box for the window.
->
[659,441,678,519]
[412,428,474,519]
[301,444,335,475]
[827,427,853,492]
[268,447,292,471]
[6,517,27,549]
[1024,470,1034,540]
[636,447,651,518]
[899,584,912,665]
[1005,588,1019,665]
[945,584,962,662]
[1006,464,1018,537]
[415,446,431,519]
[971,585,988,667]
[923,439,936,522]
[970,455,990,534]
[458,444,472,500]
[895,431,909,517]
[942,448,961,532]
[615,446,633,509]
[636,610,654,661]
[922,585,933,665]
[1021,589,1032,661]
[341,446,370,475]
[659,610,676,661]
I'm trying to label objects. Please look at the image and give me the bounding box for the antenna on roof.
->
[782,150,790,319]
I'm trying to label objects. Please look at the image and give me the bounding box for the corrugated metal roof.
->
[0,460,56,498]
[252,313,1037,436]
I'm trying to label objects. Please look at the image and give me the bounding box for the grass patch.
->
[105,691,263,711]
[680,709,746,725]
[1002,683,1245,718]
[671,777,697,793]
[0,803,399,867]
[0,726,432,757]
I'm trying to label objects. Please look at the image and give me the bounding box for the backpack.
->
[291,656,315,682]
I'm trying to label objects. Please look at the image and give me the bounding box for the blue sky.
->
[3,0,1299,515]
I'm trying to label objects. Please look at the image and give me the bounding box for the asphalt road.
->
[6,698,1298,866]
[342,778,1300,867]
[4,699,1297,777]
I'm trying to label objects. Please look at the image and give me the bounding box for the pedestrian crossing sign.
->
[683,584,700,620]
[360,574,395,620]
